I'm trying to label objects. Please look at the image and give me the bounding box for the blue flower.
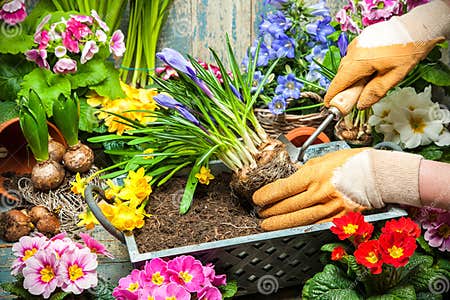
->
[154,94,200,126]
[337,32,348,57]
[305,45,331,89]
[156,48,214,98]
[259,11,292,37]
[242,40,276,68]
[251,71,264,93]
[275,73,303,100]
[229,83,243,101]
[272,34,296,59]
[308,0,331,18]
[268,95,287,115]
[305,16,335,44]
[264,0,288,8]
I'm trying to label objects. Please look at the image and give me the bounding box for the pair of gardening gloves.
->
[253,0,450,231]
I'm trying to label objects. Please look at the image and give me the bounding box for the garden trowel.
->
[280,80,365,163]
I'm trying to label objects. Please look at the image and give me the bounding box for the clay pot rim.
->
[285,126,331,147]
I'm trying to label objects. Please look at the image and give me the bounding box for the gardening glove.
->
[253,148,423,231]
[324,0,450,110]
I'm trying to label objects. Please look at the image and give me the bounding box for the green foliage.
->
[366,285,416,300]
[320,243,348,253]
[220,280,238,299]
[0,280,41,300]
[0,101,19,123]
[322,46,341,74]
[79,97,99,132]
[89,62,126,99]
[69,59,109,89]
[415,145,450,163]
[0,31,34,54]
[52,93,79,146]
[422,62,450,86]
[0,55,35,101]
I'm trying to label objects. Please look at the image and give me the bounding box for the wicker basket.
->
[255,91,328,138]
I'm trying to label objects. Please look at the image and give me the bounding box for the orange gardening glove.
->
[253,148,424,231]
[325,0,449,110]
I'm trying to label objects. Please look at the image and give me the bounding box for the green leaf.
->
[19,68,71,117]
[346,255,366,280]
[0,280,41,299]
[220,280,238,299]
[322,46,341,74]
[436,258,450,272]
[367,285,416,300]
[422,62,450,86]
[302,264,363,300]
[22,0,56,33]
[0,29,34,54]
[79,98,99,132]
[408,267,449,293]
[416,291,443,300]
[89,61,125,99]
[69,59,108,89]
[0,101,19,123]
[0,55,35,101]
[49,291,70,300]
[179,163,201,214]
[321,243,347,253]
[417,236,433,254]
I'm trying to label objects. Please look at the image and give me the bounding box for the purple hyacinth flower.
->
[272,34,296,59]
[275,73,303,100]
[156,48,214,98]
[154,94,200,126]
[268,95,287,115]
[337,32,349,57]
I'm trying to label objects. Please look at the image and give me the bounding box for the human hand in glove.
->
[253,148,450,231]
[324,0,450,110]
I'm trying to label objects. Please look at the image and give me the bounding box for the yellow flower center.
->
[366,251,379,264]
[152,272,164,285]
[166,297,176,300]
[128,282,139,292]
[381,109,390,118]
[40,265,55,283]
[388,245,404,259]
[179,271,193,283]
[148,297,155,300]
[22,248,38,261]
[68,264,84,281]
[438,224,450,239]
[286,82,295,90]
[343,223,358,235]
[409,115,426,134]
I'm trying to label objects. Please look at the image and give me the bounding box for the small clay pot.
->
[285,126,331,147]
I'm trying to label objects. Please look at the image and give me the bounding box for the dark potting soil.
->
[135,172,263,254]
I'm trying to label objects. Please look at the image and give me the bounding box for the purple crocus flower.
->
[424,212,450,252]
[337,32,348,57]
[229,83,243,101]
[157,48,214,98]
[154,94,200,126]
[275,73,303,100]
[306,16,335,44]
[272,34,296,59]
[268,95,287,115]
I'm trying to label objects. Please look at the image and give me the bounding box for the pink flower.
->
[34,14,52,43]
[11,235,48,276]
[50,232,67,241]
[66,17,92,40]
[156,65,179,80]
[80,40,99,64]
[91,9,109,32]
[37,30,50,49]
[79,232,114,258]
[58,247,98,294]
[112,269,144,300]
[424,212,450,252]
[25,49,50,69]
[335,7,361,34]
[142,257,169,287]
[0,0,27,25]
[138,285,157,299]
[202,263,226,287]
[62,32,80,53]
[198,286,222,300]
[168,255,205,292]
[95,29,107,43]
[53,58,77,74]
[153,283,190,300]
[360,0,403,26]
[406,0,430,10]
[415,206,448,229]
[55,45,67,58]
[22,251,61,298]
[71,14,93,24]
[45,238,77,260]
[109,30,126,57]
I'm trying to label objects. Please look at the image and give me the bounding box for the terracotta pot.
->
[0,117,66,201]
[285,126,330,147]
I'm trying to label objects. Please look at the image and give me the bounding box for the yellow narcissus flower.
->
[77,209,99,230]
[110,203,146,232]
[143,148,154,159]
[122,168,153,208]
[105,179,123,201]
[195,166,215,185]
[70,173,87,197]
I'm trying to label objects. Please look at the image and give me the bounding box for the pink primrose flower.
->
[0,0,26,25]
[11,235,48,276]
[424,212,450,252]
[71,14,93,24]
[25,49,50,69]
[91,9,109,32]
[202,263,226,287]
[142,257,169,287]
[80,40,99,64]
[168,255,205,292]
[198,286,222,300]
[62,31,80,53]
[153,283,191,300]
[95,29,107,43]
[22,250,61,298]
[79,232,114,258]
[360,0,403,26]
[112,269,144,300]
[58,247,98,294]
[53,58,77,74]
[66,17,92,40]
[109,30,126,57]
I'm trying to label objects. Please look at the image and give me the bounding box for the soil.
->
[135,172,263,253]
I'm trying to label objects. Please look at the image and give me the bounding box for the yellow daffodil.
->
[110,203,146,232]
[105,179,123,201]
[77,209,99,230]
[121,168,152,208]
[143,148,154,159]
[98,200,117,220]
[195,166,215,185]
[86,91,110,107]
[70,173,87,197]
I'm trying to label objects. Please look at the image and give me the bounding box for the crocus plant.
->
[1,233,112,299]
[112,255,237,300]
[302,212,450,299]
